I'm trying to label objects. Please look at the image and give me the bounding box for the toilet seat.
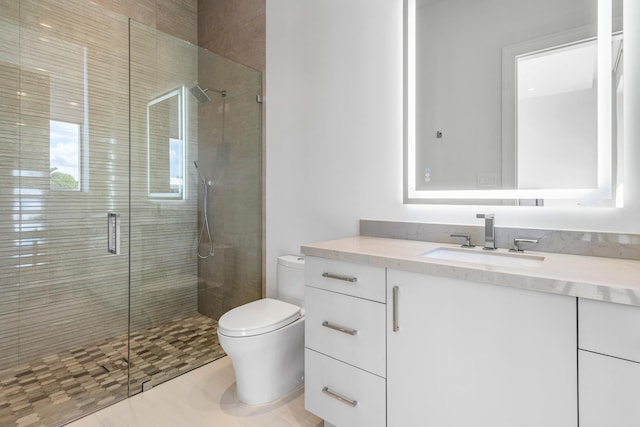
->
[218,298,303,338]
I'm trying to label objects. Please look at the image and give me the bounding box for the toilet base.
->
[218,317,305,405]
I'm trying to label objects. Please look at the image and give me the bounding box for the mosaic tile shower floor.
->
[0,314,224,427]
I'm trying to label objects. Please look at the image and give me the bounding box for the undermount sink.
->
[419,247,545,269]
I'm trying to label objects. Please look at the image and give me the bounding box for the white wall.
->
[265,0,640,296]
[518,88,597,189]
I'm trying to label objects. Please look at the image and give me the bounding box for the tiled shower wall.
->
[194,45,263,319]
[197,0,265,72]
[196,0,265,317]
[89,0,198,45]
[0,0,200,370]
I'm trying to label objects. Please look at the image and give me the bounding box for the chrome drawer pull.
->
[392,286,400,332]
[322,272,358,283]
[322,321,358,336]
[322,386,358,407]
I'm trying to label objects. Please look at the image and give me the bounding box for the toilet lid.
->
[218,298,302,338]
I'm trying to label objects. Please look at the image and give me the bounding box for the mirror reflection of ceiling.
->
[517,43,596,100]
[519,37,623,101]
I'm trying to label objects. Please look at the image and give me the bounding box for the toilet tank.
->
[277,255,305,307]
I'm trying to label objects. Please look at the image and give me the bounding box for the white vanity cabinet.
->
[386,269,578,427]
[304,256,386,427]
[578,299,640,427]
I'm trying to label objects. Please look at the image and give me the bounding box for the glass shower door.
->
[128,20,204,395]
[0,1,263,425]
[127,19,263,395]
[0,1,131,425]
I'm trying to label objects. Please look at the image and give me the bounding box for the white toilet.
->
[217,255,305,405]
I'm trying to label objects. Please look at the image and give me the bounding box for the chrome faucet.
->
[450,233,474,248]
[509,238,540,253]
[476,213,496,250]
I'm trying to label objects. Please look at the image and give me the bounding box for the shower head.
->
[190,85,211,103]
[190,85,227,103]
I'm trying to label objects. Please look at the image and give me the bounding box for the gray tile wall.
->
[90,0,198,44]
[197,0,265,72]
[195,49,263,319]
[196,0,265,316]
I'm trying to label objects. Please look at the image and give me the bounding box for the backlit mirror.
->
[147,87,186,199]
[404,0,624,206]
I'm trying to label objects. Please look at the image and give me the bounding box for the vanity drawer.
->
[305,286,386,377]
[305,349,385,427]
[579,298,640,363]
[305,256,386,303]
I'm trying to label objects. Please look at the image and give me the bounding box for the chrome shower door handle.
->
[107,213,120,255]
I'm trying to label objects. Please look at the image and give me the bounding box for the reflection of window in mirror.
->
[147,87,186,199]
[50,120,81,191]
[516,40,598,190]
[169,138,184,194]
[516,36,623,191]
[516,37,622,189]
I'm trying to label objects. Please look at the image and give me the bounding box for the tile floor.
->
[66,356,323,427]
[0,314,224,427]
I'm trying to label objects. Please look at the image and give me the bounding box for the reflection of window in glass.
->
[50,120,81,191]
[169,138,183,193]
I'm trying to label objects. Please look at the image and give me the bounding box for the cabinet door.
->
[579,298,640,363]
[579,350,640,427]
[387,269,577,427]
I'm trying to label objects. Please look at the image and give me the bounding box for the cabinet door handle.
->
[322,321,358,336]
[392,286,400,332]
[322,272,358,283]
[322,386,358,407]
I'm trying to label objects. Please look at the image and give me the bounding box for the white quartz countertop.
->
[301,236,640,307]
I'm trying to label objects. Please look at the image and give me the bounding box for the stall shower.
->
[0,1,263,426]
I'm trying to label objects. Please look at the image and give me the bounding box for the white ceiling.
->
[517,41,597,100]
